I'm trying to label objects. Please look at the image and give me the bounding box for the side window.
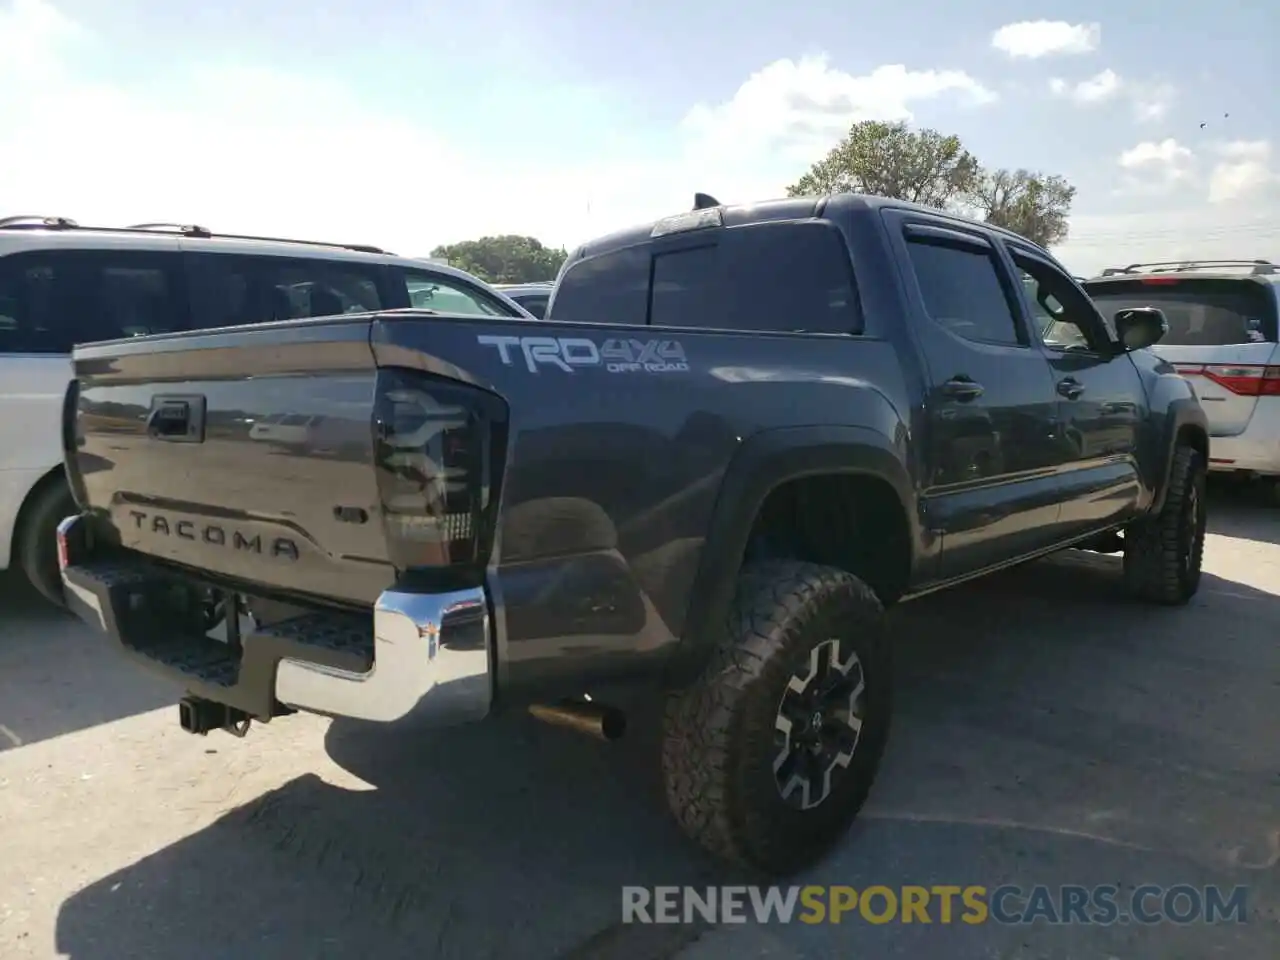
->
[546,245,650,326]
[187,254,383,330]
[648,221,862,334]
[1012,250,1111,353]
[399,270,509,316]
[0,254,67,353]
[0,250,184,353]
[905,237,1022,346]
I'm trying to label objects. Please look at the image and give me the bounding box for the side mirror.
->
[1114,307,1168,352]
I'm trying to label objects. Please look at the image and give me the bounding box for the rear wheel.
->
[661,560,891,876]
[16,478,76,608]
[1123,444,1206,605]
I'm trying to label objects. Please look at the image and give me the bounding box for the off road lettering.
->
[477,334,687,374]
[600,338,689,373]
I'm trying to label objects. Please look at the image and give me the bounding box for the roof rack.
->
[0,214,389,255]
[0,215,79,229]
[1100,259,1278,277]
[127,222,214,238]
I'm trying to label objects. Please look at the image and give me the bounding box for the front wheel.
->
[661,560,891,876]
[1123,444,1207,605]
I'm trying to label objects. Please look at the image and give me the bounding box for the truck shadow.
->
[51,535,1280,958]
[0,572,178,751]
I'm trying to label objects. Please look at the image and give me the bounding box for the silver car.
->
[494,281,554,318]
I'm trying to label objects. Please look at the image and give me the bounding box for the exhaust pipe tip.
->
[529,699,626,741]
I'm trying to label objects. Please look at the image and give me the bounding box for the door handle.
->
[1057,377,1085,400]
[942,377,984,401]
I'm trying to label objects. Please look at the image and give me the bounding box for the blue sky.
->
[1,0,1275,274]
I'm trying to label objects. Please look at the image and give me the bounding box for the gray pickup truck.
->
[57,193,1208,876]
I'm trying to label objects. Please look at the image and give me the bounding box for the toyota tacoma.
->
[57,193,1208,876]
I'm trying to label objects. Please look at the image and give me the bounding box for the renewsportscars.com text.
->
[622,884,1249,926]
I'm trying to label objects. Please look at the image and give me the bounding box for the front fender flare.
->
[666,424,918,686]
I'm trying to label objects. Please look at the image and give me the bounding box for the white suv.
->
[0,215,531,606]
[1082,259,1280,485]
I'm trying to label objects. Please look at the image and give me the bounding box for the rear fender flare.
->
[666,425,918,686]
[1149,397,1209,515]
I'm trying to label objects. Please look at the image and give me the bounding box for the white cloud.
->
[991,20,1101,59]
[681,56,996,166]
[1048,69,1121,105]
[1208,140,1278,204]
[1129,80,1175,122]
[0,3,1000,251]
[1048,70,1176,119]
[1118,140,1194,170]
[1117,138,1196,190]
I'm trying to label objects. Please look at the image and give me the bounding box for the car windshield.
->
[1086,279,1277,346]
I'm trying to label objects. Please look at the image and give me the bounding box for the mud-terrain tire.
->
[661,560,891,876]
[1123,444,1207,605]
[16,478,76,608]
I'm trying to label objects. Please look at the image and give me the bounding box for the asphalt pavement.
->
[1,487,1277,959]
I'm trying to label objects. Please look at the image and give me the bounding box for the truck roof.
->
[566,193,1056,264]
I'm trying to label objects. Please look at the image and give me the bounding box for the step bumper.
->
[56,513,492,726]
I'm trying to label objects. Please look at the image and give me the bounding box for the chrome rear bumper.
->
[57,513,493,727]
[274,587,490,723]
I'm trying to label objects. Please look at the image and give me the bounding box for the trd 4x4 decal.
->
[477,335,689,374]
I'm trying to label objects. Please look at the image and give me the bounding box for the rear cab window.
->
[1084,277,1279,346]
[549,219,863,334]
[0,249,187,352]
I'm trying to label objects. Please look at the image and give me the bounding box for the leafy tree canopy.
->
[970,168,1077,248]
[786,120,1077,247]
[429,234,567,284]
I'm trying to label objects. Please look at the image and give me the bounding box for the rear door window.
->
[904,238,1022,346]
[186,253,384,329]
[0,249,186,353]
[548,220,862,333]
[1085,279,1278,345]
[649,221,861,333]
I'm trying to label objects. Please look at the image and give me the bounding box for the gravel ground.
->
[1,489,1277,959]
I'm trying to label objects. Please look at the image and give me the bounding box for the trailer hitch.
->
[178,696,252,737]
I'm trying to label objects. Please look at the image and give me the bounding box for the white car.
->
[1083,259,1280,485]
[0,215,531,606]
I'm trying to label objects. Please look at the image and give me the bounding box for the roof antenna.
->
[693,192,721,210]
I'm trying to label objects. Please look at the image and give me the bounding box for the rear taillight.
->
[372,368,507,574]
[1173,363,1280,396]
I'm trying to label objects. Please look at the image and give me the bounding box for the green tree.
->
[786,120,980,209]
[429,235,567,284]
[969,168,1076,248]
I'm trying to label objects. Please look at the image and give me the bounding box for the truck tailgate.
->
[67,317,394,606]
